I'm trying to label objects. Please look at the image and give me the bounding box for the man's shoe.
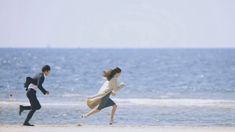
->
[23,122,34,126]
[19,105,23,116]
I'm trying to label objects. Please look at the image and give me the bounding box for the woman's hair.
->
[103,67,121,80]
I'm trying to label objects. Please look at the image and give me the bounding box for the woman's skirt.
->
[97,92,116,110]
[87,92,115,110]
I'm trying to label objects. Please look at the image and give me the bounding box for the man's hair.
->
[42,65,51,72]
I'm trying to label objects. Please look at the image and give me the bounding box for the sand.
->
[0,125,234,132]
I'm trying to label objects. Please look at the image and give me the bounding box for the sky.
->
[0,0,235,48]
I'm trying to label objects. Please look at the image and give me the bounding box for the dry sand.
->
[0,125,234,132]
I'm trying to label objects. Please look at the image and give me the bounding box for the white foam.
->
[0,101,84,107]
[1,98,235,108]
[115,98,235,108]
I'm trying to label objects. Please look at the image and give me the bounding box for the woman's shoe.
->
[81,114,87,118]
[81,114,85,118]
[109,121,113,125]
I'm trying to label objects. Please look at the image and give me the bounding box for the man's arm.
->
[38,76,48,95]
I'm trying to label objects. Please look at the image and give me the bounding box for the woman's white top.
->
[89,77,124,100]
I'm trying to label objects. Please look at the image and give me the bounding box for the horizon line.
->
[0,47,235,49]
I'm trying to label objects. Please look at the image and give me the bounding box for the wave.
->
[115,98,235,108]
[1,98,235,108]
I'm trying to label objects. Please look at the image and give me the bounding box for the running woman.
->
[83,67,125,125]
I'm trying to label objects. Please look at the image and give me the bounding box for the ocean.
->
[0,48,235,126]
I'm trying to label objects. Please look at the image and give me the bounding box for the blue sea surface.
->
[0,48,235,126]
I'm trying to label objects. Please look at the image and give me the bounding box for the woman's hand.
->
[111,92,116,96]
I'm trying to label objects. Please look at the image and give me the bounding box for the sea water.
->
[0,48,235,126]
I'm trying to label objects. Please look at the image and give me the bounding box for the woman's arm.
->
[110,78,125,96]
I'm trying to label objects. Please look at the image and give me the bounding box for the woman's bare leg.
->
[110,104,117,125]
[84,108,100,118]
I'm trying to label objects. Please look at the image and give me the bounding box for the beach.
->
[1,125,235,132]
[1,0,235,130]
[1,49,235,127]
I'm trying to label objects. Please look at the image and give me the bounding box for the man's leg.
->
[23,109,36,126]
[19,105,31,115]
[23,90,41,126]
